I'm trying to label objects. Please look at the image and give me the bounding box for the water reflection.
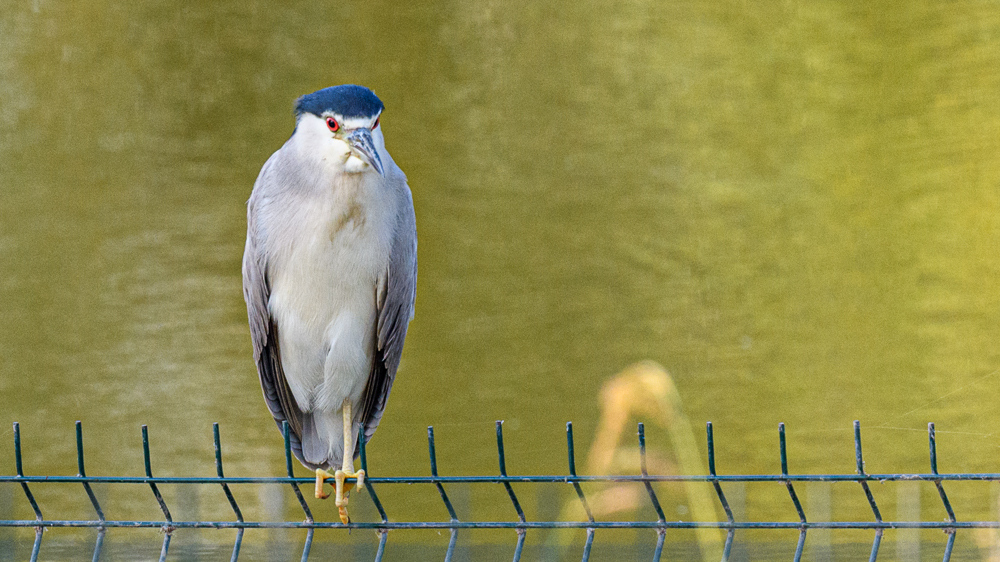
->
[551,361,722,561]
[3,0,1000,558]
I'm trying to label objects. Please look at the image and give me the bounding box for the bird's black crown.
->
[295,85,384,119]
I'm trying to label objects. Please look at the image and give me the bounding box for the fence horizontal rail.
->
[0,419,989,562]
[6,472,1000,484]
[1,520,998,530]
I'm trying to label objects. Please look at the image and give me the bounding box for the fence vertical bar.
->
[358,428,387,562]
[779,424,806,562]
[638,423,666,522]
[374,534,387,562]
[142,425,173,562]
[280,422,313,562]
[13,423,44,562]
[495,421,526,562]
[853,421,882,562]
[638,423,666,562]
[428,426,458,562]
[213,424,244,562]
[652,533,665,562]
[566,422,595,562]
[75,421,105,562]
[929,423,957,522]
[942,533,956,562]
[929,423,957,561]
[706,423,734,562]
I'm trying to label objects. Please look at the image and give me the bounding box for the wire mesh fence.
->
[2,419,998,561]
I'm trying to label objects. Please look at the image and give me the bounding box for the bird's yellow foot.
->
[315,468,334,499]
[334,469,366,524]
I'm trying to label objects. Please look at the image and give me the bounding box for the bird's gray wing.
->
[360,184,417,444]
[243,160,309,460]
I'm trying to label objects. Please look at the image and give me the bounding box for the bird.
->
[242,84,417,524]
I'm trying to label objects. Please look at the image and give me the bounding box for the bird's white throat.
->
[343,154,370,174]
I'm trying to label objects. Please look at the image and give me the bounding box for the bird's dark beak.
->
[346,128,384,176]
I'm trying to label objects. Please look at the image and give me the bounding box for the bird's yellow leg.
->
[334,399,366,524]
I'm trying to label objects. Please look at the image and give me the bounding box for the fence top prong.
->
[638,422,648,476]
[282,421,295,478]
[13,422,24,477]
[141,425,153,478]
[707,422,717,476]
[358,424,369,474]
[854,420,865,475]
[929,422,939,475]
[496,420,508,477]
[566,422,578,476]
[213,422,225,478]
[75,420,86,477]
[779,423,788,476]
[428,426,440,477]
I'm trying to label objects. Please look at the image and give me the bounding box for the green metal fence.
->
[1,420,995,561]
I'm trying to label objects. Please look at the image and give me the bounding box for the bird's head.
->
[293,85,386,176]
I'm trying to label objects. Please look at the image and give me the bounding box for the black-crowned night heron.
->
[242,85,417,524]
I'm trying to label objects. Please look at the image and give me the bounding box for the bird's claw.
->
[315,468,334,499]
[334,468,366,524]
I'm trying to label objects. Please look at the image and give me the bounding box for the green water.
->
[3,0,1000,559]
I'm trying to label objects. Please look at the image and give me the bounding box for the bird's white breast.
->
[264,166,397,414]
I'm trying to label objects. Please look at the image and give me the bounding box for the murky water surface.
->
[4,1,1000,559]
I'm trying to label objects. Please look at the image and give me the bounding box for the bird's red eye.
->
[371,116,380,130]
[326,117,340,132]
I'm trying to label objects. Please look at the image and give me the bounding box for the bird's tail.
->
[300,411,360,469]
[301,414,335,467]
